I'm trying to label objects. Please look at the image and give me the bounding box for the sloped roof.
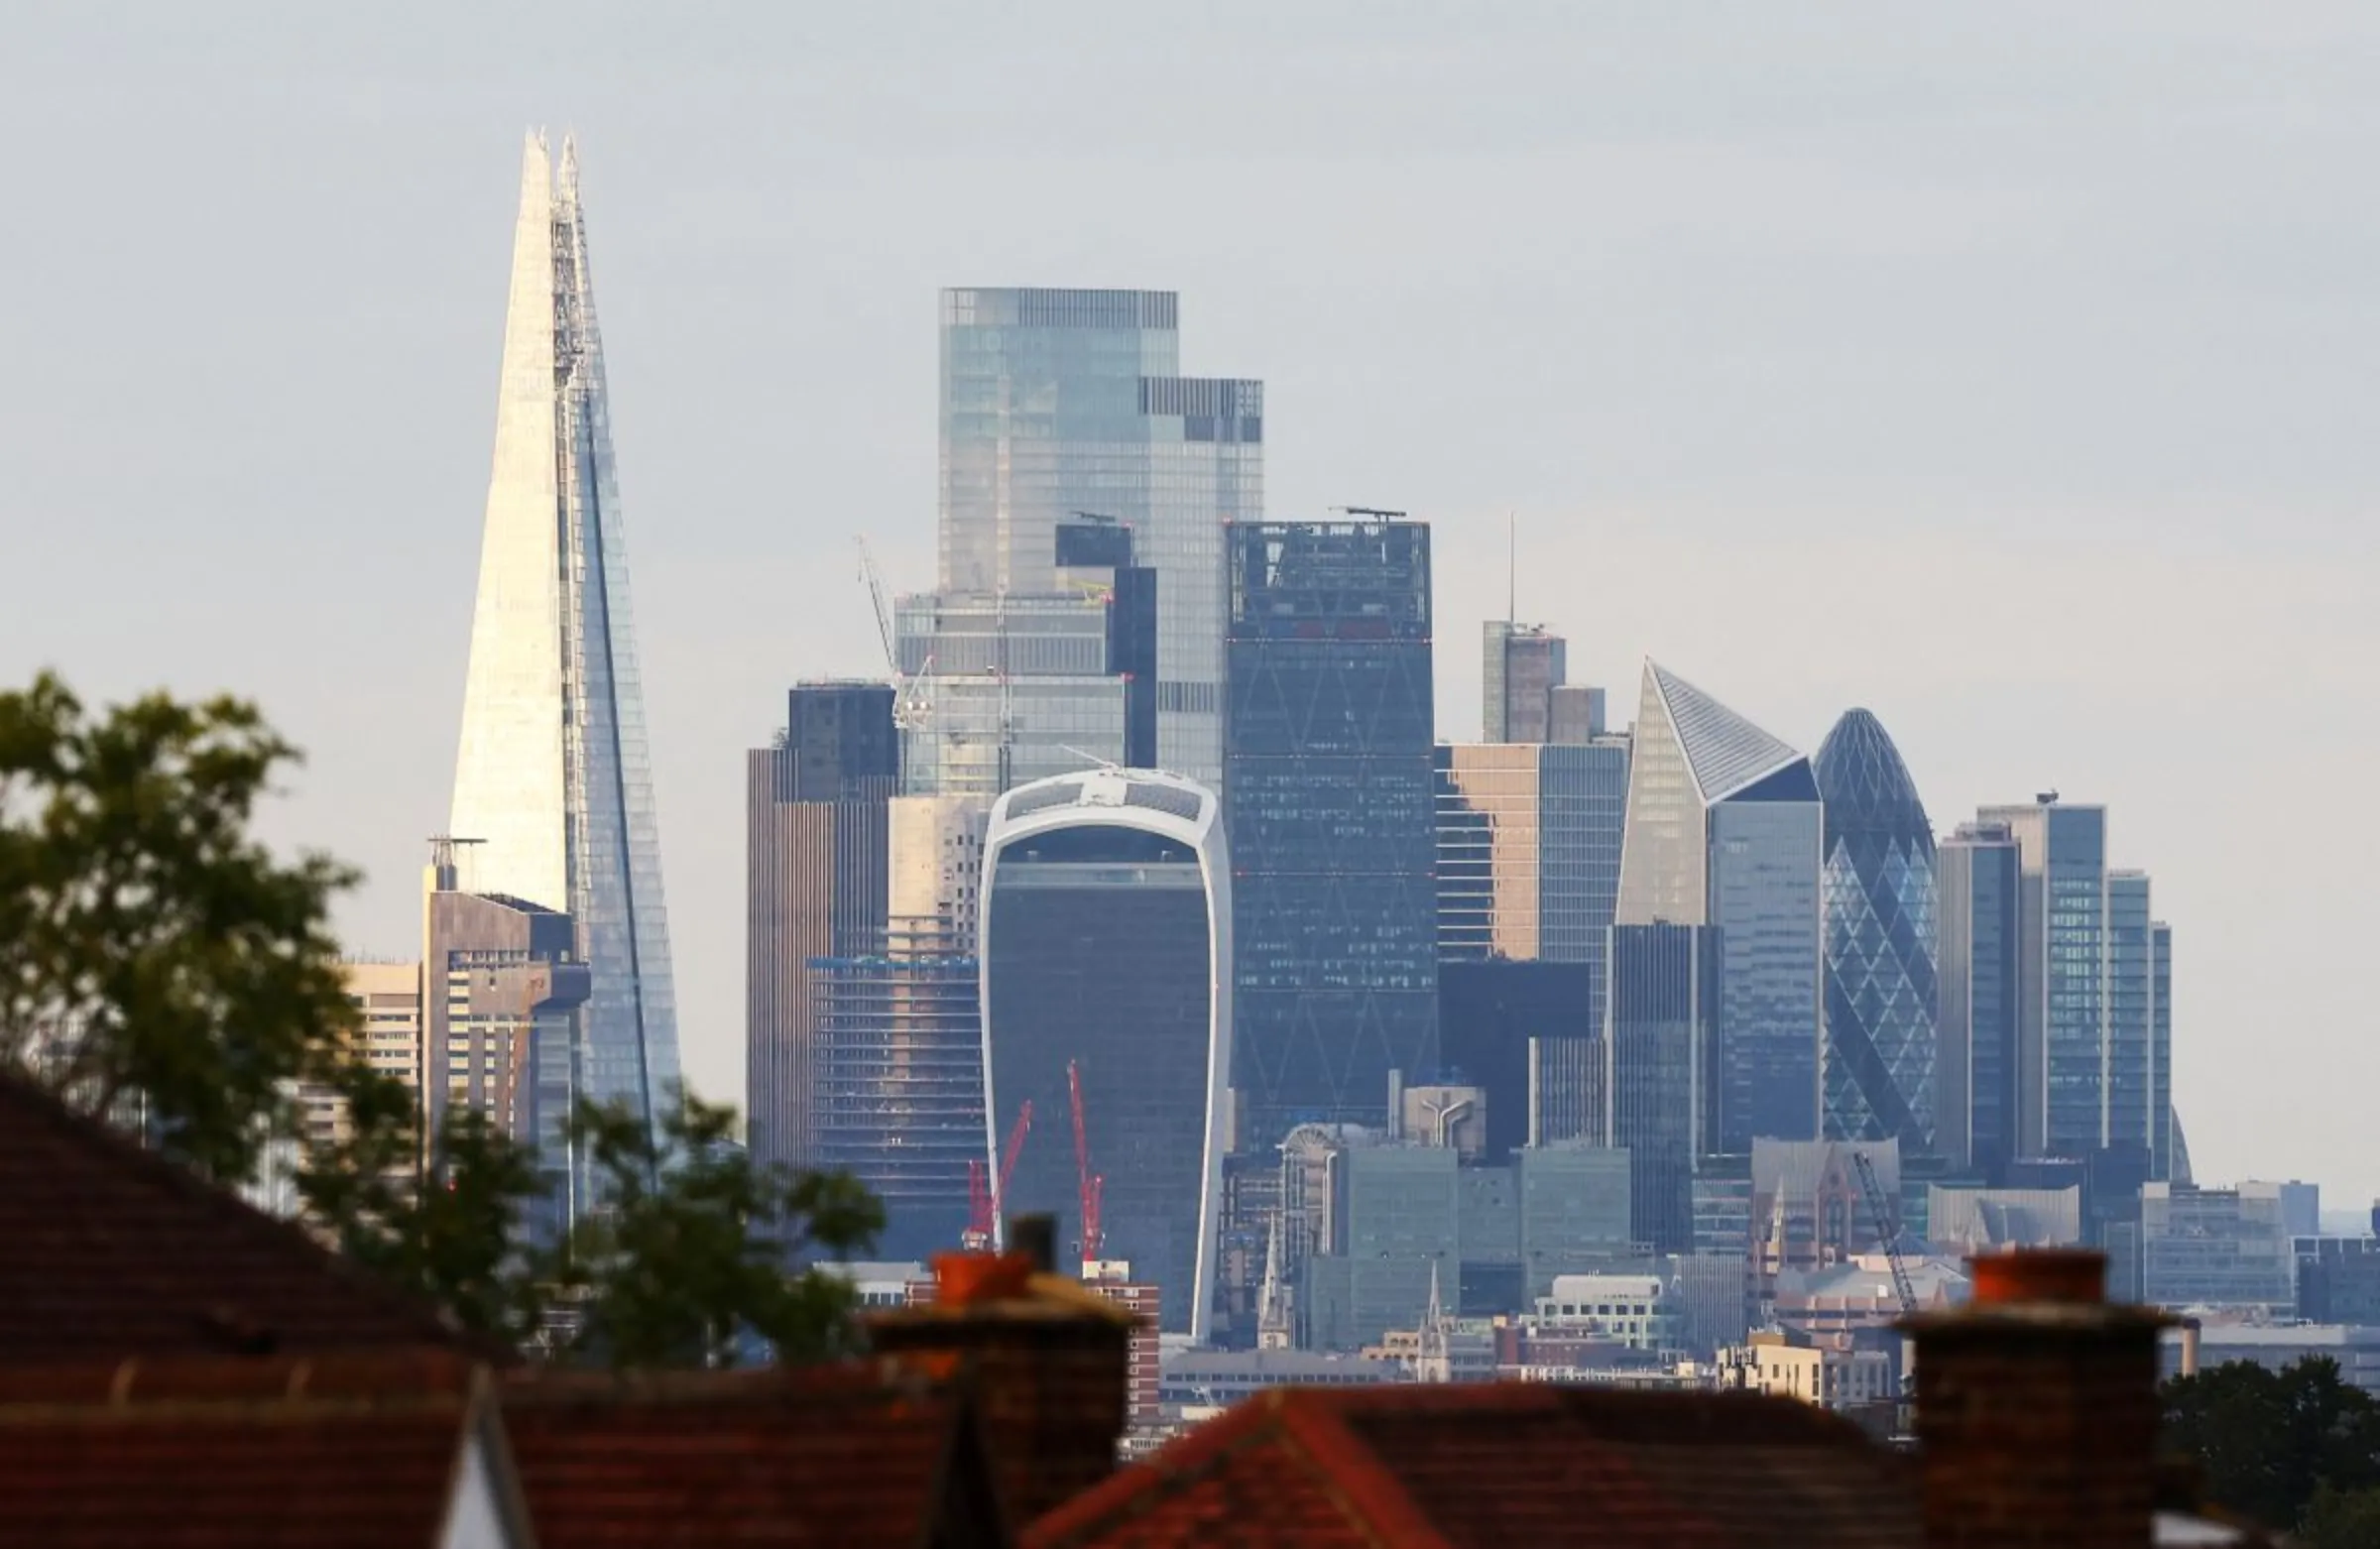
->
[1026,1383,1919,1549]
[1645,661,1807,805]
[0,1070,491,1365]
[0,1355,504,1549]
[501,1360,1009,1549]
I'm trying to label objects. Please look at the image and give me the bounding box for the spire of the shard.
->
[448,135,680,1155]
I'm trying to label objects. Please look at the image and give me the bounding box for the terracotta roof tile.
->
[0,1071,493,1365]
[502,1359,1010,1549]
[0,1357,492,1549]
[1027,1383,1921,1549]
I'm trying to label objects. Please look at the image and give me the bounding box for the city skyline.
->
[4,6,2367,1202]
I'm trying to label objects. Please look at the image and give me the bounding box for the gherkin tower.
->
[1813,709,1937,1147]
[448,134,679,1139]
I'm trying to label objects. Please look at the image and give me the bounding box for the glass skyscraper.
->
[1937,822,2021,1182]
[938,288,1262,786]
[1812,709,1939,1150]
[1224,520,1438,1143]
[448,133,678,1136]
[1434,741,1631,966]
[1612,661,1822,1152]
[1605,921,1722,1253]
[979,769,1231,1338]
[1975,798,2107,1161]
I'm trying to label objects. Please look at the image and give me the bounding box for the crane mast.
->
[1068,1060,1105,1271]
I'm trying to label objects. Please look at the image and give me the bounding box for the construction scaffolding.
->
[809,921,985,1260]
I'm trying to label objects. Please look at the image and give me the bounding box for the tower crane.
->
[962,1100,1032,1251]
[1068,1060,1105,1271]
[854,536,932,731]
[1851,1148,1918,1316]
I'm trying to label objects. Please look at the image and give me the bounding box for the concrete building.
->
[2139,1181,2297,1313]
[1435,959,1596,1162]
[2160,1323,2380,1397]
[1482,621,1566,745]
[1532,1273,1679,1352]
[1717,1330,1895,1412]
[746,683,897,1169]
[1925,1185,2083,1252]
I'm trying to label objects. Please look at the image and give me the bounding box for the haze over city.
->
[3,2,2374,1204]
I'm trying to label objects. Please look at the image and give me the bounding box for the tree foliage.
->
[0,672,358,1183]
[2302,1483,2380,1549]
[2163,1357,2380,1533]
[546,1089,887,1370]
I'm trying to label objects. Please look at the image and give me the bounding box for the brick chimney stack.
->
[865,1214,1135,1529]
[1908,1249,2173,1549]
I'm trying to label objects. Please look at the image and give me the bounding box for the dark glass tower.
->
[746,682,897,1169]
[1812,709,1940,1149]
[1937,822,2021,1183]
[1224,519,1437,1143]
[980,769,1230,1338]
[1606,922,1722,1253]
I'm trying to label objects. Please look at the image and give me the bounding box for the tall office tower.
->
[1936,822,2021,1182]
[2104,871,2174,1181]
[1811,710,1939,1150]
[746,683,898,1169]
[340,962,425,1100]
[1972,796,2109,1163]
[1435,740,1631,965]
[1225,519,1438,1142]
[1548,684,1608,745]
[448,133,678,1132]
[897,517,1159,798]
[890,793,989,939]
[421,840,592,1239]
[980,769,1231,1338]
[1605,922,1722,1253]
[939,288,1262,786]
[1613,661,1823,1152]
[1483,622,1568,744]
[1435,960,1596,1161]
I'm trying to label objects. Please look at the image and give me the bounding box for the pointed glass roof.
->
[1645,661,1806,804]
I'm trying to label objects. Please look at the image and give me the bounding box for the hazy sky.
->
[4,4,2375,1200]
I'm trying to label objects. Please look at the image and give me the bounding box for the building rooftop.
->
[0,1071,488,1366]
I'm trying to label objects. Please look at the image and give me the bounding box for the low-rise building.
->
[1717,1330,1895,1411]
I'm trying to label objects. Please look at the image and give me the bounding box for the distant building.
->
[1812,710,1938,1150]
[2298,1237,2380,1326]
[2139,1181,2296,1313]
[938,287,1259,786]
[1925,1185,2083,1252]
[1604,922,1722,1254]
[1434,740,1630,966]
[1936,822,2021,1182]
[980,769,1230,1337]
[1717,1329,1896,1412]
[1436,959,1596,1162]
[1482,621,1567,745]
[2161,1323,2380,1397]
[745,682,896,1169]
[1225,518,1437,1141]
[1748,1139,1905,1315]
[1532,1273,1678,1353]
[1613,661,1823,1150]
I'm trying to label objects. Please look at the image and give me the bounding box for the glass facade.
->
[1225,521,1438,1142]
[1435,959,1597,1161]
[449,134,678,1140]
[2141,1183,2296,1313]
[940,288,1261,786]
[1937,824,2021,1182]
[1606,922,1722,1253]
[1812,709,1939,1149]
[2105,872,2172,1179]
[1615,662,1823,1154]
[1977,800,2109,1160]
[1435,741,1630,966]
[980,770,1230,1337]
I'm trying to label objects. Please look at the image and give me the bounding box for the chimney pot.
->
[1969,1248,2104,1307]
[1010,1213,1057,1273]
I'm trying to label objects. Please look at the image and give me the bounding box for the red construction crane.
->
[962,1100,1032,1251]
[1068,1060,1105,1269]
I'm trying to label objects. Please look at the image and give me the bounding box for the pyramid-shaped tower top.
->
[1644,660,1805,804]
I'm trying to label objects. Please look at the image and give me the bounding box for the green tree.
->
[547,1087,886,1370]
[297,1064,551,1346]
[2164,1357,2380,1532]
[0,673,358,1183]
[2302,1483,2380,1549]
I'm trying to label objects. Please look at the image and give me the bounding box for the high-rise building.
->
[1613,661,1823,1152]
[448,133,678,1132]
[1972,795,2170,1176]
[421,840,592,1239]
[1436,960,1597,1161]
[1812,709,1939,1150]
[980,769,1232,1338]
[1936,822,2021,1182]
[1225,519,1437,1142]
[2139,1182,2295,1313]
[1605,922,1723,1253]
[1434,741,1631,966]
[746,683,897,1169]
[939,288,1262,786]
[896,516,1159,800]
[1483,622,1567,744]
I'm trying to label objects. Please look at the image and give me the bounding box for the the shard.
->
[1812,709,1938,1149]
[448,133,679,1136]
